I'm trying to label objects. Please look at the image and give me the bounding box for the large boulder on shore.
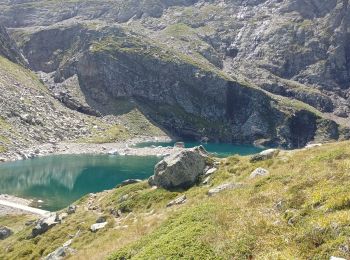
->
[148,146,208,189]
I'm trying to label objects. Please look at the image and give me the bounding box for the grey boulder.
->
[0,226,12,240]
[149,146,208,190]
[32,213,59,237]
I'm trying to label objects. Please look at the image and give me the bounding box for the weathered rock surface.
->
[119,179,142,187]
[250,149,280,162]
[32,213,59,237]
[166,195,187,207]
[250,168,270,178]
[67,205,76,214]
[44,239,74,260]
[0,226,12,240]
[208,183,241,197]
[204,168,217,177]
[0,25,26,66]
[149,146,208,189]
[90,222,107,232]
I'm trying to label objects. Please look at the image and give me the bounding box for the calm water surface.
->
[0,143,262,211]
[0,155,159,211]
[136,141,263,158]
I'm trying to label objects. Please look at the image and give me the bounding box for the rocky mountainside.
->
[0,0,349,149]
[0,25,26,66]
[0,26,165,157]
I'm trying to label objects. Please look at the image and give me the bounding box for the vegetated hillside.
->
[0,0,349,148]
[1,142,350,259]
[0,26,165,156]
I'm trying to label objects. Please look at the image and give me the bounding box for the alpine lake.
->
[0,142,263,211]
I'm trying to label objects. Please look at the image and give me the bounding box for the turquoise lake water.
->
[135,141,263,158]
[0,143,262,211]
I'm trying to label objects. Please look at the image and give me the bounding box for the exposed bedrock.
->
[13,23,349,148]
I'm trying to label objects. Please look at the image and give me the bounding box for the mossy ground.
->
[1,142,350,259]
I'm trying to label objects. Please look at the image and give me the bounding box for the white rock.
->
[330,257,346,260]
[202,176,211,185]
[204,167,217,177]
[250,167,269,178]
[90,222,107,232]
[305,143,322,149]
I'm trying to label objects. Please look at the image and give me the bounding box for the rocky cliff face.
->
[0,25,26,66]
[0,0,349,148]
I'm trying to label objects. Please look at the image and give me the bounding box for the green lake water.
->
[0,155,160,211]
[135,141,263,158]
[0,143,262,211]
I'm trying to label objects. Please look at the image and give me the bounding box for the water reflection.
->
[0,155,159,211]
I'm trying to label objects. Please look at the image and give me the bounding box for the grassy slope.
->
[1,141,350,259]
[110,141,350,259]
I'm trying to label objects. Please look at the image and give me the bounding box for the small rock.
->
[305,143,322,149]
[63,239,73,247]
[90,222,108,232]
[96,216,107,223]
[204,167,217,177]
[0,226,12,240]
[58,213,68,221]
[67,205,77,214]
[166,195,187,207]
[118,194,129,203]
[32,213,59,238]
[330,257,347,260]
[44,239,75,260]
[0,157,6,162]
[119,179,142,187]
[202,176,211,185]
[250,149,279,162]
[208,183,241,196]
[110,209,122,217]
[250,167,269,178]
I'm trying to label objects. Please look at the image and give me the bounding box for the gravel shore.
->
[0,135,175,162]
[0,194,33,216]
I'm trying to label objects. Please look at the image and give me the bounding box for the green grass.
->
[78,124,130,144]
[0,56,47,92]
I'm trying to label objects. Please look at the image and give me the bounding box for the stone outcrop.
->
[250,168,270,178]
[208,183,242,197]
[44,239,74,260]
[32,213,59,238]
[0,226,12,240]
[90,222,108,232]
[0,25,27,66]
[166,195,187,207]
[250,149,280,162]
[149,146,208,189]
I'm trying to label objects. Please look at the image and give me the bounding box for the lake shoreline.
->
[0,135,177,163]
[0,194,34,216]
